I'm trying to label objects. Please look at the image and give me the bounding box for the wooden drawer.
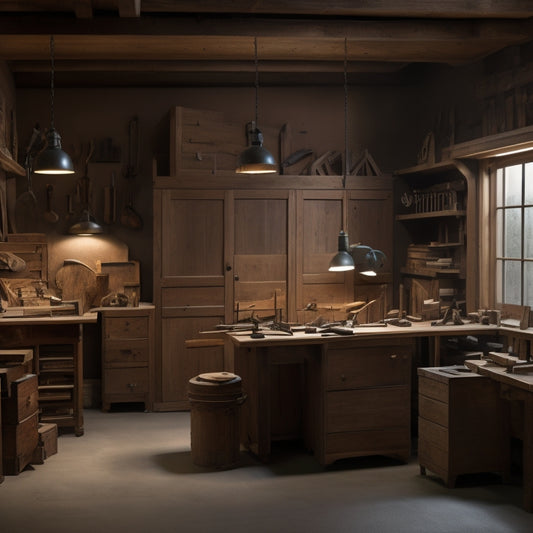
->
[104,316,149,339]
[418,394,449,427]
[2,412,39,475]
[418,375,449,403]
[1,374,39,424]
[327,386,409,433]
[418,416,449,452]
[103,339,150,364]
[327,345,411,390]
[104,367,149,395]
[325,427,410,459]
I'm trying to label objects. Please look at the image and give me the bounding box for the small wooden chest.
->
[31,423,58,464]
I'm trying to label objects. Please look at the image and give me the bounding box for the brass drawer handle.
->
[390,354,398,359]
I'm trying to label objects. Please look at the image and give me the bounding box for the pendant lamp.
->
[34,35,75,175]
[68,163,103,236]
[328,39,386,276]
[236,37,277,174]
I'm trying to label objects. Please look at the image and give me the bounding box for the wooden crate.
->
[31,423,58,464]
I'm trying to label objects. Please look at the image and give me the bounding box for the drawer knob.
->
[390,354,398,359]
[340,374,346,382]
[26,396,32,406]
[128,383,137,389]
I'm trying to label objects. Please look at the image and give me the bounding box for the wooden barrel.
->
[188,372,246,469]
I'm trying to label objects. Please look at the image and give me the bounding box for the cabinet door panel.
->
[161,315,224,407]
[161,192,226,279]
[233,194,291,321]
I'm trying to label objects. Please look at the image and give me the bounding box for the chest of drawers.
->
[100,306,154,411]
[314,338,414,466]
[418,366,508,487]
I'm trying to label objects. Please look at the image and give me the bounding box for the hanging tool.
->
[103,171,116,224]
[121,116,143,230]
[44,184,59,223]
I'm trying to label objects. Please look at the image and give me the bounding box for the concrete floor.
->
[1,409,532,533]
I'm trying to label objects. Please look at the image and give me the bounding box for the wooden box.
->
[31,423,58,464]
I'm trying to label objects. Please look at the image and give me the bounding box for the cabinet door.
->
[232,191,295,322]
[155,190,231,409]
[297,190,352,321]
[348,189,393,322]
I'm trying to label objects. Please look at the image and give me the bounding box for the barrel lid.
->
[197,372,239,383]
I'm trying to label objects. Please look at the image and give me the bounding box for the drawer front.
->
[327,387,409,433]
[418,376,449,403]
[104,316,149,339]
[418,436,448,474]
[2,411,39,458]
[419,395,448,427]
[418,416,449,452]
[327,346,411,390]
[103,339,150,364]
[325,427,410,458]
[2,374,39,424]
[104,368,149,395]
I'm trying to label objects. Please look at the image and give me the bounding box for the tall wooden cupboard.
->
[152,107,394,411]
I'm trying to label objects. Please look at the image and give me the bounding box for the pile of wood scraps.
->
[467,351,533,375]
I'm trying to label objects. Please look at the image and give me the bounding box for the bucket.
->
[188,372,246,469]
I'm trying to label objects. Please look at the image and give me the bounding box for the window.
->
[494,160,533,306]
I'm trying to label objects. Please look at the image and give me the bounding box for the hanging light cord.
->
[49,35,55,130]
[254,37,259,129]
[343,37,348,186]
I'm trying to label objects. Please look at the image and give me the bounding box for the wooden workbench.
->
[0,313,97,436]
[467,359,533,512]
[228,322,501,464]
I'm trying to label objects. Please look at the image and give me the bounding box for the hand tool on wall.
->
[121,116,143,230]
[44,184,59,223]
[103,171,116,224]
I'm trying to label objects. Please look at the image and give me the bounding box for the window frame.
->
[487,152,533,307]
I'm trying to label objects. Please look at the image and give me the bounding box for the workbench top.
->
[228,321,502,347]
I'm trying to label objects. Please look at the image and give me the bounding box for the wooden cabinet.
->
[418,366,508,487]
[100,305,154,411]
[153,107,394,411]
[314,338,413,465]
[395,160,477,316]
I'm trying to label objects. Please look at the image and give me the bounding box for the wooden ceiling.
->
[0,1,532,87]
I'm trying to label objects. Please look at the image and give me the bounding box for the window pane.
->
[504,207,522,257]
[496,167,504,207]
[504,164,522,206]
[524,261,533,307]
[525,207,533,258]
[526,163,533,204]
[503,260,521,304]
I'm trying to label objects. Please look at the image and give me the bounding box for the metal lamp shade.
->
[33,128,74,175]
[236,144,277,174]
[351,245,387,276]
[68,210,104,236]
[329,231,355,272]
